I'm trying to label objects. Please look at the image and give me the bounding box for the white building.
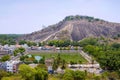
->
[21,44,29,49]
[5,60,20,73]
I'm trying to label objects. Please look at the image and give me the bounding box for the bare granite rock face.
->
[19,15,120,42]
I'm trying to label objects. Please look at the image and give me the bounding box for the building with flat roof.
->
[4,60,21,73]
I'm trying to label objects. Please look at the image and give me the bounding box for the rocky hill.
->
[19,15,120,42]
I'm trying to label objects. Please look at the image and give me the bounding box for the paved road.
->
[79,50,97,64]
[70,50,102,74]
[10,54,21,61]
[79,50,92,63]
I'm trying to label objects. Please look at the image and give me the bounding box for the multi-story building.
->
[5,60,21,73]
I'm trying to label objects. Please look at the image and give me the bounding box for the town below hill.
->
[0,37,120,80]
[0,15,120,79]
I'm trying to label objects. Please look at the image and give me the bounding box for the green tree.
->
[35,67,48,80]
[111,43,120,50]
[56,53,61,65]
[79,38,97,47]
[1,40,8,46]
[52,59,58,71]
[18,47,25,55]
[26,41,37,47]
[36,64,47,71]
[71,41,80,46]
[19,40,26,45]
[93,76,101,80]
[107,72,120,80]
[38,42,42,46]
[84,45,100,57]
[63,69,74,80]
[19,64,36,80]
[98,51,120,71]
[20,56,25,61]
[39,56,45,64]
[74,70,86,80]
[61,59,66,70]
[63,70,86,80]
[13,47,25,56]
[0,55,10,62]
[1,77,10,80]
[0,70,8,80]
[13,49,19,56]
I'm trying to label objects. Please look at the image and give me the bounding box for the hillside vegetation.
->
[0,34,22,45]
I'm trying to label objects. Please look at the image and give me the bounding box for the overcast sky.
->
[0,0,120,34]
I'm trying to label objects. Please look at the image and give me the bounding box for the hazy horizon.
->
[0,0,120,34]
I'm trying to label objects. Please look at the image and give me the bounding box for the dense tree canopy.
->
[13,47,25,56]
[19,40,27,45]
[79,38,98,47]
[0,69,9,80]
[19,64,36,80]
[111,43,120,50]
[0,55,10,62]
[63,69,86,80]
[48,40,80,47]
[81,38,120,71]
[35,67,48,80]
[98,51,120,71]
[0,34,21,45]
[19,64,48,80]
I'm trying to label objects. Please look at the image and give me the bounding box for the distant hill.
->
[19,15,120,42]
